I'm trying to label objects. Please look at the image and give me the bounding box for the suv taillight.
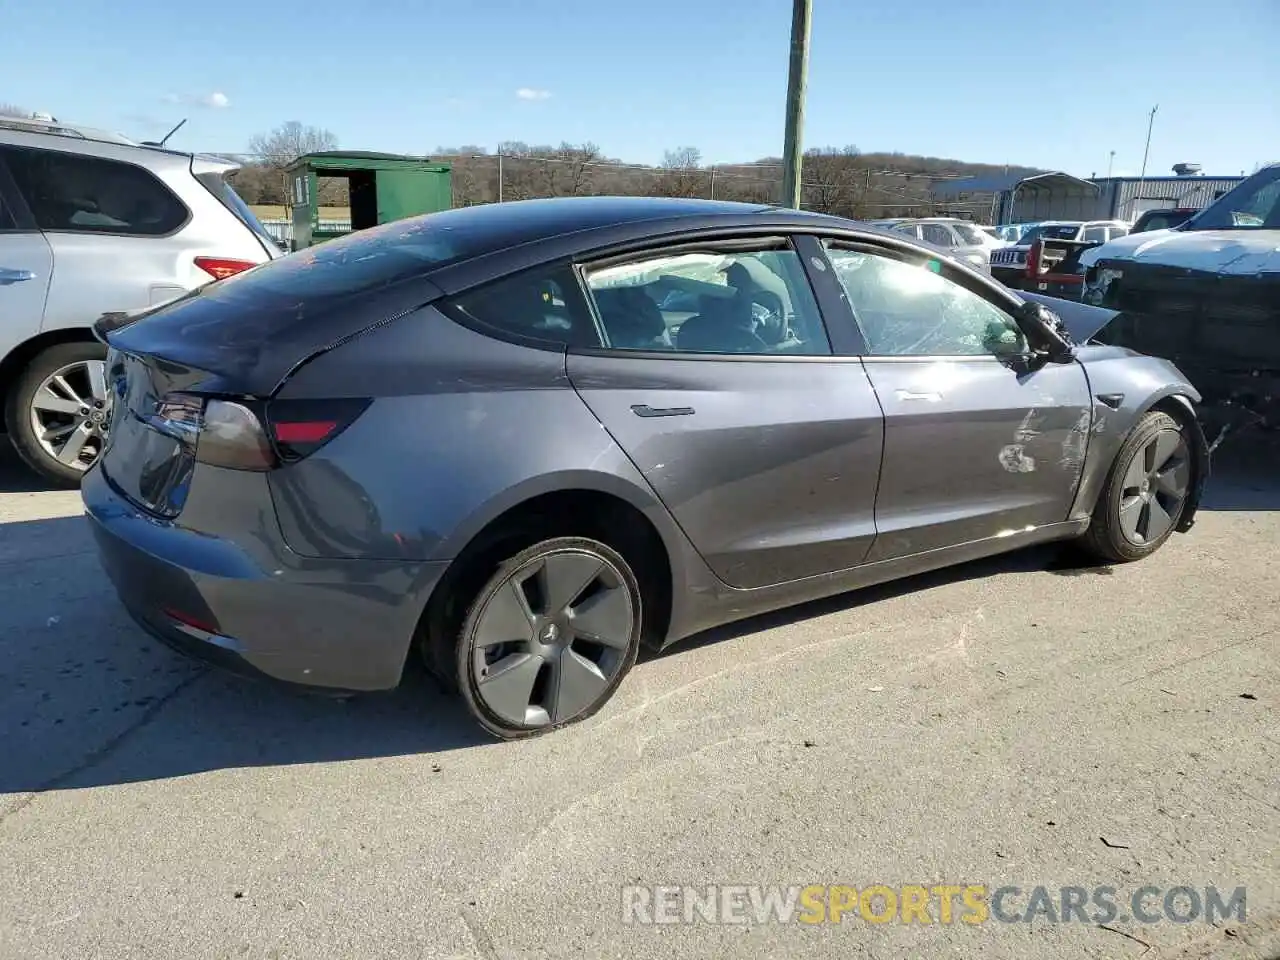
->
[1025,241,1042,277]
[194,256,257,281]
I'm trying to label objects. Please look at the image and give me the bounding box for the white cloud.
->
[515,88,551,101]
[161,91,230,109]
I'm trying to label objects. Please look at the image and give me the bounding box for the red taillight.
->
[273,420,339,445]
[194,256,256,281]
[1024,241,1042,277]
[162,606,220,635]
[267,398,371,461]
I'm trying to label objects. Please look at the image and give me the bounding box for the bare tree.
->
[655,146,705,198]
[0,102,30,118]
[801,146,861,215]
[248,121,339,168]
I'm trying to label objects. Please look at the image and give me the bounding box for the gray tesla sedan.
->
[83,197,1209,739]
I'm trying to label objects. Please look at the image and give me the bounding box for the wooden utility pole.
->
[780,0,813,209]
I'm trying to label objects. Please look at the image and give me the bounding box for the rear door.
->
[566,236,885,590]
[819,238,1093,562]
[0,159,52,349]
[2,144,198,327]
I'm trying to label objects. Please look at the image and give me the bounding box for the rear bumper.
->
[82,464,450,691]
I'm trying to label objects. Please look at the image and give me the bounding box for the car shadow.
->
[1198,434,1280,511]
[4,436,1279,795]
[0,438,61,493]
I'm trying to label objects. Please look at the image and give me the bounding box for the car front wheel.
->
[5,341,112,487]
[454,536,643,740]
[1080,410,1192,563]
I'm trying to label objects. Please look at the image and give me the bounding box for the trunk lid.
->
[96,233,445,397]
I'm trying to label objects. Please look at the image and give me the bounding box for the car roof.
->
[400,195,852,262]
[416,196,984,296]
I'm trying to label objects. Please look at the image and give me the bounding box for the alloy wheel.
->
[1117,427,1190,544]
[468,546,637,729]
[26,359,112,472]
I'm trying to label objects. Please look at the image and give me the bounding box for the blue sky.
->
[3,0,1276,177]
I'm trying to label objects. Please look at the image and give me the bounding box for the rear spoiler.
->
[93,294,197,342]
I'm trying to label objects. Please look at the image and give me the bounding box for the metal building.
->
[996,167,1244,224]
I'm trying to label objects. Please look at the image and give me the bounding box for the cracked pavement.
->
[1,440,1277,959]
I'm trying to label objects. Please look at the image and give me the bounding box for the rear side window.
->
[920,224,956,247]
[2,146,188,236]
[952,223,985,245]
[445,263,601,348]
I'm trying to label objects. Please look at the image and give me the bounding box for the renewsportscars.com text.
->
[621,884,1247,926]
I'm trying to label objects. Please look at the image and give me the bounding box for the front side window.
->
[1082,225,1108,243]
[825,244,1027,358]
[2,146,188,236]
[584,245,831,355]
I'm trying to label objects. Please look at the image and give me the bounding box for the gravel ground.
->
[1,439,1277,960]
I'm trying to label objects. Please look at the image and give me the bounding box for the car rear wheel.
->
[454,536,643,740]
[5,341,111,487]
[1080,411,1192,563]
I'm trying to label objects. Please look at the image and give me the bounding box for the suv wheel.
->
[5,341,111,487]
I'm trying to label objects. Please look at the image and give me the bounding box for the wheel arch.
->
[1145,392,1209,532]
[416,473,686,685]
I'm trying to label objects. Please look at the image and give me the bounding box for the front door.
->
[568,239,885,589]
[821,240,1093,562]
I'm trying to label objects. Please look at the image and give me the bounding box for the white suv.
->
[0,115,281,484]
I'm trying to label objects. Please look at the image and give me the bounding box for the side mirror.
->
[1017,301,1076,364]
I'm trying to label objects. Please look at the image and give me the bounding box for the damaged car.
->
[1080,162,1280,429]
[83,197,1208,739]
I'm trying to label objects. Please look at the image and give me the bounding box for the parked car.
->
[989,220,1130,290]
[0,115,281,485]
[887,217,995,268]
[1130,207,1199,234]
[977,225,1011,247]
[1081,162,1280,426]
[85,196,1208,739]
[995,223,1039,244]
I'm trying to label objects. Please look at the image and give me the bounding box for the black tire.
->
[452,536,643,741]
[1079,410,1191,563]
[4,340,109,488]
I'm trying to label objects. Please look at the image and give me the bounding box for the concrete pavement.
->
[1,440,1277,959]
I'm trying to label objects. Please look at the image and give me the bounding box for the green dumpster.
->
[285,151,452,249]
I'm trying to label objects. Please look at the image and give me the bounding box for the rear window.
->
[201,216,467,302]
[1020,223,1081,243]
[1,145,188,236]
[196,172,281,254]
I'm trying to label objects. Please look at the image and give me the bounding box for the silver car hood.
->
[1078,228,1280,275]
[1019,292,1120,345]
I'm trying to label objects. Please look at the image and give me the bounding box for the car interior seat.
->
[676,293,768,353]
[593,287,671,349]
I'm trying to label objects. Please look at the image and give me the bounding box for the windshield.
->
[1019,223,1080,244]
[1185,165,1280,230]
